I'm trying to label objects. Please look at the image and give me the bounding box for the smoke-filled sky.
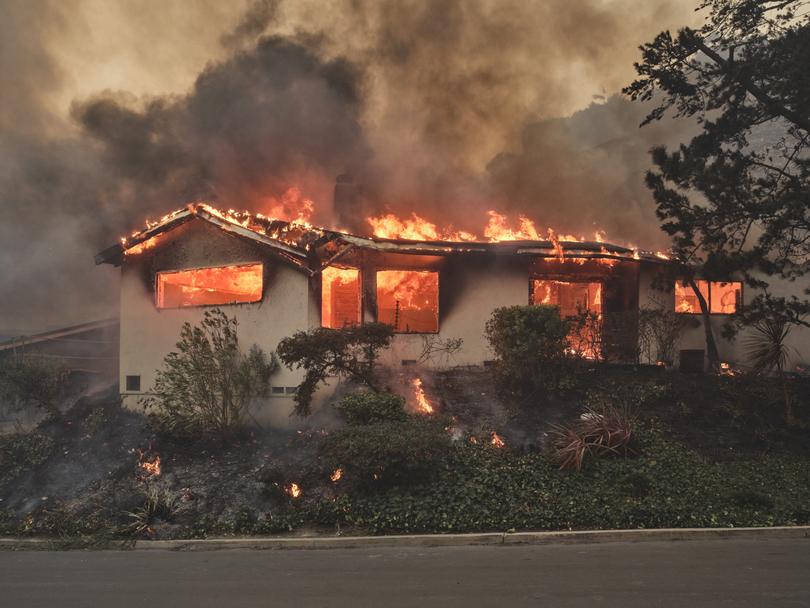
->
[0,0,701,332]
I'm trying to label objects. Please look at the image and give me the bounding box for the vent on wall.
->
[125,375,141,391]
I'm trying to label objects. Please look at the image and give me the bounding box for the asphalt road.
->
[1,539,808,607]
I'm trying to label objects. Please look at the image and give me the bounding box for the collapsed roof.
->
[95,203,670,272]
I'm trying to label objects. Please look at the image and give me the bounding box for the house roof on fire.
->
[95,203,669,272]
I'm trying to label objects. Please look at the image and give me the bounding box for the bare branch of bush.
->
[418,335,463,366]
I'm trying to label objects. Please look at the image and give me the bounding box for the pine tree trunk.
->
[688,279,720,373]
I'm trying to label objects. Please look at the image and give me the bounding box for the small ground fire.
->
[137,450,162,477]
[411,377,434,414]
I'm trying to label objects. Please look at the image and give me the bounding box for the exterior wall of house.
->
[377,256,531,367]
[638,264,810,369]
[119,219,314,427]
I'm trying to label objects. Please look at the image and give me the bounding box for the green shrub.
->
[0,431,56,488]
[143,309,277,438]
[277,323,394,416]
[124,485,177,538]
[320,417,452,487]
[256,462,290,500]
[0,355,70,419]
[484,305,572,398]
[334,392,408,425]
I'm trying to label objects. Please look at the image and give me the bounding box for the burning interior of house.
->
[92,201,756,420]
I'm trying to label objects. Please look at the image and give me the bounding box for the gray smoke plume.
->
[0,0,698,333]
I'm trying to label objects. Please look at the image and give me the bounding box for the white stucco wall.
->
[118,220,315,427]
[638,264,810,369]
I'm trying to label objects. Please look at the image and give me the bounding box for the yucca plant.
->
[549,404,637,471]
[124,485,176,539]
[745,317,796,425]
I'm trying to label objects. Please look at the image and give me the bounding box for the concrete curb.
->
[1,526,808,551]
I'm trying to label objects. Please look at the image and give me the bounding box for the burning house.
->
[96,202,807,423]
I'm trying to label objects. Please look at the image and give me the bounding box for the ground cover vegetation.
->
[1,308,808,543]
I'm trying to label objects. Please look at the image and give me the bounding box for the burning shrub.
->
[0,355,70,419]
[277,323,394,416]
[549,404,637,471]
[484,305,572,399]
[335,392,408,425]
[320,416,451,487]
[143,309,277,438]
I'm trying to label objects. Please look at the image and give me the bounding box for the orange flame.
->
[137,450,161,477]
[330,468,343,482]
[261,186,315,224]
[376,270,439,333]
[411,377,434,414]
[367,213,477,241]
[490,432,506,448]
[321,266,361,329]
[285,482,302,498]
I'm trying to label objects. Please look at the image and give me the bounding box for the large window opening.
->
[531,280,602,315]
[674,280,742,314]
[532,279,603,359]
[156,263,263,308]
[376,270,439,333]
[322,266,361,328]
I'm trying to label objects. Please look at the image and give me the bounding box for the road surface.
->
[1,538,808,607]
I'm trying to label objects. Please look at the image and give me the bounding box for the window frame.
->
[125,375,141,392]
[375,268,440,334]
[154,261,264,310]
[674,279,743,316]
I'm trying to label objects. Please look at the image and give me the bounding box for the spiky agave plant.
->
[744,317,796,424]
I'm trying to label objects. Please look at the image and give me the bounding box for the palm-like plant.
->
[744,317,796,424]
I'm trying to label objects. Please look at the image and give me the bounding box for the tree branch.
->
[695,39,810,133]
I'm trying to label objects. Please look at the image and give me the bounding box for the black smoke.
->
[0,0,697,332]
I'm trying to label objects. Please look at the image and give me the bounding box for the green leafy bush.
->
[320,417,452,487]
[277,323,394,416]
[0,431,56,489]
[484,305,572,398]
[334,392,408,425]
[143,309,277,437]
[0,355,70,419]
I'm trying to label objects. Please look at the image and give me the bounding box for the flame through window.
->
[376,270,439,333]
[531,280,602,315]
[322,266,361,328]
[674,281,741,314]
[155,263,263,308]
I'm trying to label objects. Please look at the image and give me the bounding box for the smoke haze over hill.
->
[0,0,700,331]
